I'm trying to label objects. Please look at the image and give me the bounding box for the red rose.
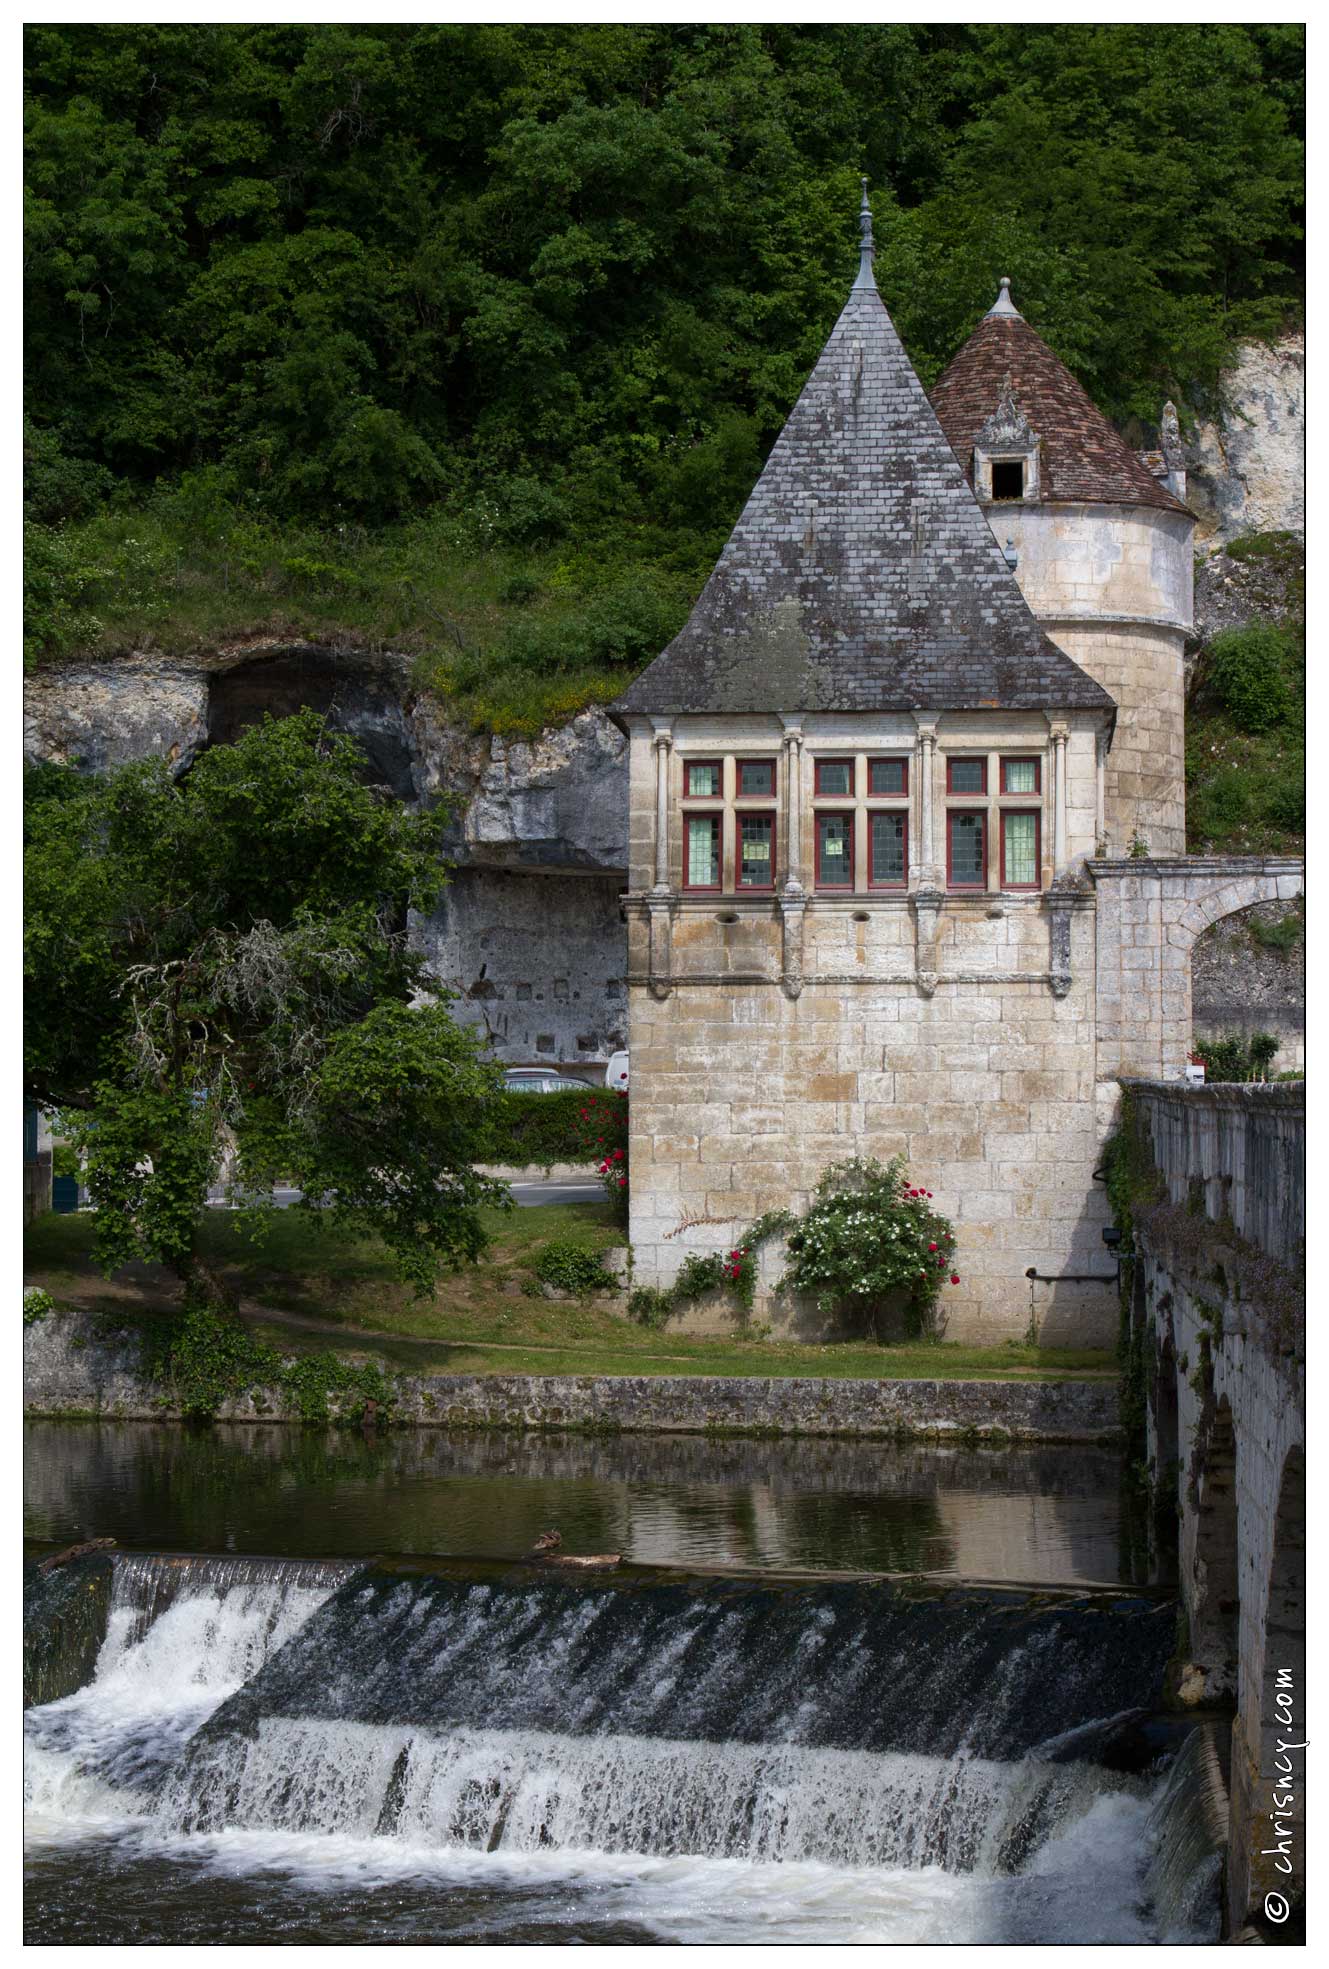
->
[950,1274,960,1284]
[928,1243,937,1252]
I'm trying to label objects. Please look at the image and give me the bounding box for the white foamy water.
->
[24,1556,1207,1944]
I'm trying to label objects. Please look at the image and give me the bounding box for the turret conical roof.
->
[613,249,1113,722]
[930,283,1190,516]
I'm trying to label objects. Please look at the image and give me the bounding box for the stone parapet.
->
[1125,1079,1304,1272]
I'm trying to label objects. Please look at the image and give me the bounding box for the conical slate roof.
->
[613,236,1113,722]
[930,282,1190,516]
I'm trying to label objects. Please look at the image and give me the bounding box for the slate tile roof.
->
[613,266,1113,722]
[930,299,1190,517]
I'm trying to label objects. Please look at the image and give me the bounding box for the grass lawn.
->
[25,1204,1116,1385]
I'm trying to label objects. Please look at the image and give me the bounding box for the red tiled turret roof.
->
[930,283,1190,517]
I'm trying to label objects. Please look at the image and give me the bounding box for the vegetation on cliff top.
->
[24,24,1303,732]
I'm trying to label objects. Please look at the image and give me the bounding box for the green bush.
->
[1192,1032,1280,1081]
[535,1239,611,1294]
[1205,624,1297,733]
[779,1155,959,1339]
[1263,771,1305,831]
[1250,910,1303,953]
[481,1089,593,1169]
[23,1287,55,1325]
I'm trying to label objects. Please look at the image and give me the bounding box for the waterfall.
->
[25,1555,1221,1944]
[1144,1724,1228,1941]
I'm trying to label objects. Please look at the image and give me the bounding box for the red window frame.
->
[813,756,856,799]
[736,756,778,800]
[815,811,855,889]
[736,808,777,891]
[867,755,909,798]
[682,758,724,800]
[868,810,908,889]
[1000,809,1042,890]
[946,756,988,796]
[681,809,723,891]
[946,810,987,889]
[1000,755,1042,795]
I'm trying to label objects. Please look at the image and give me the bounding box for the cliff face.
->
[1185,333,1304,549]
[24,642,632,1068]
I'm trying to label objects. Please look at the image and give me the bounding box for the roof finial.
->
[987,275,1020,319]
[854,175,877,290]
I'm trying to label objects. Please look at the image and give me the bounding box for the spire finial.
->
[854,175,877,290]
[987,276,1020,318]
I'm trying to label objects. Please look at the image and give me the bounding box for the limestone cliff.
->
[1185,333,1304,550]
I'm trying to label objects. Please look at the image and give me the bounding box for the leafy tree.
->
[24,712,510,1301]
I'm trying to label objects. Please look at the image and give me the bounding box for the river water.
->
[24,1422,1207,1945]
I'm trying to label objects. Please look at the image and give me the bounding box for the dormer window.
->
[972,376,1039,504]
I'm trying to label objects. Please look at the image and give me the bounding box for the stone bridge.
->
[1125,1079,1304,1934]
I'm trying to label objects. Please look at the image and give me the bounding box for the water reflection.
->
[24,1421,1153,1588]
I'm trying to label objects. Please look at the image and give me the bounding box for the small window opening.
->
[991,460,1024,501]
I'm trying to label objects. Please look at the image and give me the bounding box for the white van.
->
[605,1051,629,1094]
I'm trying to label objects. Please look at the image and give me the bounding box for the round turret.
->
[931,282,1194,855]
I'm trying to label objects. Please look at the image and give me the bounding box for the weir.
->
[24,1552,1223,1944]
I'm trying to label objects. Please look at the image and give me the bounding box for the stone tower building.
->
[930,279,1193,855]
[610,191,1300,1347]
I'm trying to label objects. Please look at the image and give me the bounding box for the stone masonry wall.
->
[413,867,627,1066]
[628,901,1116,1349]
[1132,1081,1305,1927]
[22,1309,1122,1442]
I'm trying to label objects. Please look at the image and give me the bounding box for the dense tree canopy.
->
[24,713,511,1296]
[26,23,1302,536]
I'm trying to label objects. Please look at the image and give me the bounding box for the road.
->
[205,1179,603,1211]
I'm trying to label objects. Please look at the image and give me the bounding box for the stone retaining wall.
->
[1126,1078,1304,1270]
[23,1310,1120,1443]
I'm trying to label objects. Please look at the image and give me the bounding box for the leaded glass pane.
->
[817,761,852,797]
[949,758,985,794]
[949,813,984,885]
[687,816,719,885]
[739,814,773,886]
[686,762,721,797]
[1004,812,1037,886]
[871,813,905,883]
[1004,758,1037,793]
[818,815,851,884]
[869,758,907,796]
[739,760,775,797]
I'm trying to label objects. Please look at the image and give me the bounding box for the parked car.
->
[605,1051,629,1093]
[503,1069,594,1095]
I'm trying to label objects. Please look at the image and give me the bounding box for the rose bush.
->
[780,1155,958,1338]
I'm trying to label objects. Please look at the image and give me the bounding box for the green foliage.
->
[482,1089,592,1168]
[778,1156,959,1338]
[25,711,508,1298]
[140,1296,278,1421]
[535,1239,611,1294]
[22,24,1301,602]
[626,1285,677,1331]
[1204,622,1299,733]
[578,1090,630,1217]
[278,1351,394,1427]
[1192,1032,1280,1082]
[23,1287,55,1325]
[134,1294,395,1423]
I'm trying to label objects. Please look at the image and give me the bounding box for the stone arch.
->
[1160,866,1302,1079]
[1188,1392,1239,1700]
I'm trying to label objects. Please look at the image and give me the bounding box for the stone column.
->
[782,726,804,893]
[652,727,673,892]
[916,722,938,886]
[1095,729,1108,855]
[1051,724,1069,875]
